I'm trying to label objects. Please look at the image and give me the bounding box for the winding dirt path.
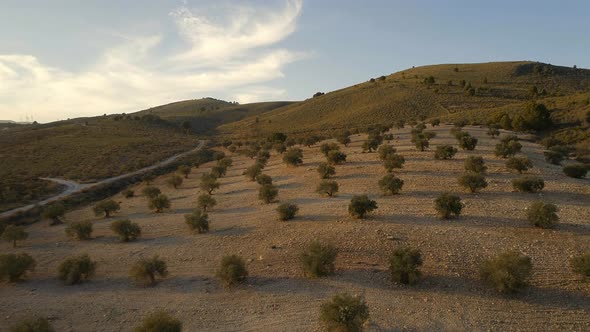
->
[0,140,206,219]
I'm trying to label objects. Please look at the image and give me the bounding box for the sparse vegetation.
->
[184,209,209,234]
[283,147,303,166]
[506,156,533,173]
[319,293,369,332]
[0,253,35,282]
[58,254,96,285]
[110,219,141,242]
[434,145,458,160]
[458,172,488,193]
[148,194,171,213]
[197,194,217,212]
[479,251,532,293]
[65,221,93,240]
[563,164,588,178]
[526,201,559,228]
[317,162,336,179]
[512,176,544,193]
[216,255,247,288]
[301,241,338,277]
[129,256,168,287]
[389,247,423,285]
[134,311,182,332]
[2,225,28,248]
[258,184,279,203]
[316,180,339,197]
[93,199,120,218]
[277,203,299,221]
[434,193,462,219]
[348,195,378,219]
[378,174,404,195]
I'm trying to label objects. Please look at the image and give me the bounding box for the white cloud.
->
[0,0,304,122]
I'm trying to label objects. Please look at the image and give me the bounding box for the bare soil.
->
[1,125,589,331]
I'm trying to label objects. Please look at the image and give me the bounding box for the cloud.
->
[0,0,304,123]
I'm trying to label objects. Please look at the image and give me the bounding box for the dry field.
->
[1,125,589,331]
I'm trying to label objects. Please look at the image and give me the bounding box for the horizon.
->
[2,0,590,123]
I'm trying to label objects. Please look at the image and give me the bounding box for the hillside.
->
[1,125,588,331]
[219,62,590,148]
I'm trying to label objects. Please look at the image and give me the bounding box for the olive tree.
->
[434,193,462,219]
[184,209,209,234]
[378,174,404,195]
[216,255,248,288]
[58,254,96,285]
[166,174,183,189]
[283,147,303,166]
[149,194,171,213]
[506,156,533,173]
[0,253,35,282]
[479,251,532,293]
[317,162,336,179]
[129,256,168,287]
[389,247,423,285]
[458,172,488,193]
[526,201,559,228]
[319,293,369,332]
[93,199,120,218]
[348,195,378,219]
[42,202,66,225]
[110,219,141,242]
[200,173,220,194]
[2,225,28,248]
[316,180,339,197]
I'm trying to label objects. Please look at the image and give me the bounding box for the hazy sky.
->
[1,0,589,123]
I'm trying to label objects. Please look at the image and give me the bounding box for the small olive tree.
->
[317,162,336,179]
[9,316,54,332]
[216,255,248,288]
[142,186,161,199]
[526,201,559,228]
[571,253,590,278]
[434,193,462,219]
[319,293,369,332]
[506,156,533,173]
[348,195,378,219]
[166,174,183,189]
[283,147,303,166]
[110,219,141,242]
[134,311,182,332]
[177,164,191,178]
[65,221,93,240]
[378,174,404,195]
[149,194,171,213]
[327,150,347,165]
[464,156,487,174]
[197,194,217,212]
[479,251,532,293]
[301,241,338,277]
[316,180,339,197]
[129,256,168,287]
[0,253,35,282]
[200,173,220,194]
[58,254,96,285]
[458,134,478,151]
[378,145,397,160]
[383,153,405,172]
[434,145,458,160]
[389,247,423,285]
[258,184,279,203]
[563,164,588,178]
[495,135,522,158]
[42,202,66,225]
[512,176,544,193]
[2,225,28,248]
[243,163,263,181]
[93,199,120,218]
[277,203,299,221]
[184,209,209,234]
[458,172,488,193]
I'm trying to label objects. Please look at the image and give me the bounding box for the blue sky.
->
[1,0,589,122]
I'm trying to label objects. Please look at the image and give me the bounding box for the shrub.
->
[431,119,441,126]
[378,145,396,160]
[243,163,263,181]
[526,201,559,228]
[110,219,141,242]
[134,311,182,332]
[320,143,340,156]
[563,164,588,178]
[327,150,347,165]
[434,193,462,219]
[413,134,430,151]
[65,221,93,240]
[142,186,161,199]
[197,194,217,212]
[317,162,336,179]
[58,254,96,285]
[149,194,171,213]
[458,172,488,193]
[434,145,458,160]
[123,189,134,198]
[217,157,233,169]
[479,251,532,293]
[216,255,248,287]
[459,134,478,151]
[129,256,168,287]
[277,203,299,221]
[487,127,500,138]
[2,225,28,248]
[389,247,423,285]
[200,173,220,194]
[337,134,351,146]
[362,136,381,152]
[319,293,369,332]
[378,174,404,195]
[383,153,405,172]
[166,175,183,189]
[0,253,35,282]
[283,147,303,166]
[258,184,279,203]
[42,202,66,225]
[9,316,54,332]
[571,253,590,278]
[142,174,156,185]
[273,142,286,154]
[512,176,544,193]
[348,195,378,219]
[316,180,339,197]
[177,164,191,178]
[464,156,487,174]
[495,135,522,158]
[93,199,120,218]
[210,165,227,178]
[543,150,564,165]
[506,156,533,173]
[184,209,209,234]
[301,241,338,277]
[253,174,272,186]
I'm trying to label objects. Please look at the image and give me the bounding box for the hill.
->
[219,61,590,158]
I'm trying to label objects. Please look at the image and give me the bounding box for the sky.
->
[1,0,589,123]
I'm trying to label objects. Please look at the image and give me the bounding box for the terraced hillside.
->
[1,125,588,331]
[219,61,590,140]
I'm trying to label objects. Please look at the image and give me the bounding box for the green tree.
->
[563,164,588,178]
[319,293,369,332]
[211,165,227,178]
[9,316,54,332]
[166,174,183,189]
[197,194,217,212]
[479,251,532,293]
[506,156,533,173]
[184,209,209,234]
[316,180,339,197]
[243,163,263,181]
[378,145,397,160]
[142,186,161,199]
[65,221,93,240]
[277,203,299,221]
[459,134,478,151]
[129,256,168,287]
[2,225,28,248]
[283,147,304,166]
[434,193,462,219]
[301,241,338,277]
[58,254,96,285]
[527,201,559,228]
[134,311,181,332]
[42,202,66,225]
[317,162,336,179]
[378,174,404,195]
[337,134,351,146]
[348,195,378,219]
[383,153,405,172]
[458,172,488,193]
[495,135,522,158]
[320,143,340,156]
[512,176,544,193]
[149,194,171,213]
[464,156,487,174]
[93,199,120,218]
[200,173,220,194]
[326,150,347,165]
[110,219,141,242]
[0,253,35,282]
[259,184,279,203]
[434,145,458,160]
[216,255,247,288]
[389,247,423,285]
[571,253,590,278]
[177,164,191,178]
